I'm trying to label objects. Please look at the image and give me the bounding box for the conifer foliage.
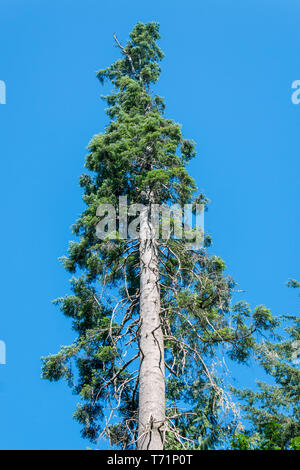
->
[42,23,276,449]
[232,281,300,450]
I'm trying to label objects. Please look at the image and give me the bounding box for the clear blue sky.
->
[0,0,299,449]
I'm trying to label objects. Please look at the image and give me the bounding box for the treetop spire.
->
[97,22,164,87]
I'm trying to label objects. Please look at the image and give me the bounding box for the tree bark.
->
[137,204,165,450]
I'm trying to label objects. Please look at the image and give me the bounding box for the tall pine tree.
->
[42,22,276,450]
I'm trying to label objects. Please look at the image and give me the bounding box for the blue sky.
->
[0,0,299,449]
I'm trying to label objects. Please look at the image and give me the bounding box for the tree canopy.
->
[42,22,291,450]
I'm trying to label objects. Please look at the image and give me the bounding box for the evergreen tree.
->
[231,281,300,450]
[42,22,276,450]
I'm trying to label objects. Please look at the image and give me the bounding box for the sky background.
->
[0,0,299,449]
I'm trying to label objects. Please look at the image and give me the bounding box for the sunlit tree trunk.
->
[137,204,165,450]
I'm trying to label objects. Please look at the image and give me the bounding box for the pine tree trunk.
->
[137,204,165,450]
